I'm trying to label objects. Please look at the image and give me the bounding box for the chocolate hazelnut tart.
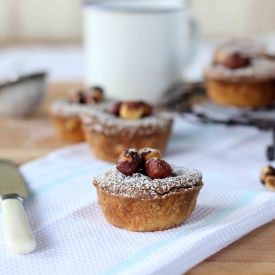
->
[81,102,173,162]
[204,56,275,108]
[93,156,203,232]
[49,87,104,142]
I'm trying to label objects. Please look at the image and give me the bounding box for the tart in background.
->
[204,52,275,108]
[81,101,173,162]
[49,87,104,142]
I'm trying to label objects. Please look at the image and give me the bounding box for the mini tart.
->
[93,165,203,232]
[81,103,173,162]
[49,99,90,142]
[204,58,275,108]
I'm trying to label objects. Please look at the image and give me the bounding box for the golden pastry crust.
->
[96,188,201,232]
[93,165,203,232]
[205,78,275,108]
[50,114,84,142]
[84,129,171,163]
[81,103,173,162]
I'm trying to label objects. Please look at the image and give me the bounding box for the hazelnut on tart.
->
[93,148,203,232]
[81,101,173,162]
[49,86,104,142]
[204,52,275,108]
[213,39,265,64]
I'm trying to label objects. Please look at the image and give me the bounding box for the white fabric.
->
[1,115,274,275]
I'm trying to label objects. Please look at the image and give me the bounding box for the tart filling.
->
[205,58,275,83]
[50,99,90,118]
[93,165,202,200]
[81,102,173,137]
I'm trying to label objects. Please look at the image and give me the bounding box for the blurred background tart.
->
[204,52,275,108]
[49,86,104,142]
[81,101,173,162]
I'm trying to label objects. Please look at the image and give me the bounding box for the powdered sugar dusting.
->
[81,102,173,137]
[50,99,91,117]
[216,41,264,58]
[93,165,203,200]
[205,58,275,82]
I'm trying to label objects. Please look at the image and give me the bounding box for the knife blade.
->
[0,159,36,254]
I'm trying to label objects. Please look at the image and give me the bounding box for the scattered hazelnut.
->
[119,102,144,120]
[139,148,162,167]
[116,149,142,176]
[139,101,152,116]
[145,158,172,179]
[86,86,104,105]
[108,102,122,116]
[68,88,86,104]
[264,175,275,191]
[220,52,250,69]
[260,165,275,184]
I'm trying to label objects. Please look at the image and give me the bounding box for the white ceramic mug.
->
[83,0,200,104]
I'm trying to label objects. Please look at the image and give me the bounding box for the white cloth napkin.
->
[1,115,275,275]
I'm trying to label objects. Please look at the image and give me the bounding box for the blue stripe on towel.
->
[28,163,113,198]
[103,191,258,275]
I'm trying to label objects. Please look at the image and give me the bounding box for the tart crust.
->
[50,114,84,142]
[49,99,89,142]
[205,79,275,108]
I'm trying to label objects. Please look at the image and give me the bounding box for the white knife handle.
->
[1,198,36,254]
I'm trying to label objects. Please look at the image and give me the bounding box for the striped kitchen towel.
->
[0,115,274,275]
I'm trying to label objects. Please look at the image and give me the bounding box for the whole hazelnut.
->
[139,101,152,117]
[86,86,104,105]
[221,52,250,69]
[264,175,275,191]
[119,102,144,120]
[108,102,122,116]
[139,148,162,168]
[260,165,275,184]
[68,88,86,104]
[213,50,228,65]
[116,149,142,176]
[145,158,172,179]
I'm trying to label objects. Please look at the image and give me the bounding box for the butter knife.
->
[0,160,36,254]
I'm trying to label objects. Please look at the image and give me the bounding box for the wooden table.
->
[1,83,274,274]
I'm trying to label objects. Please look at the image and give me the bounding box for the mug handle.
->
[185,14,200,65]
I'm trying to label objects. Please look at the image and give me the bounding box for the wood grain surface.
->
[0,82,274,274]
